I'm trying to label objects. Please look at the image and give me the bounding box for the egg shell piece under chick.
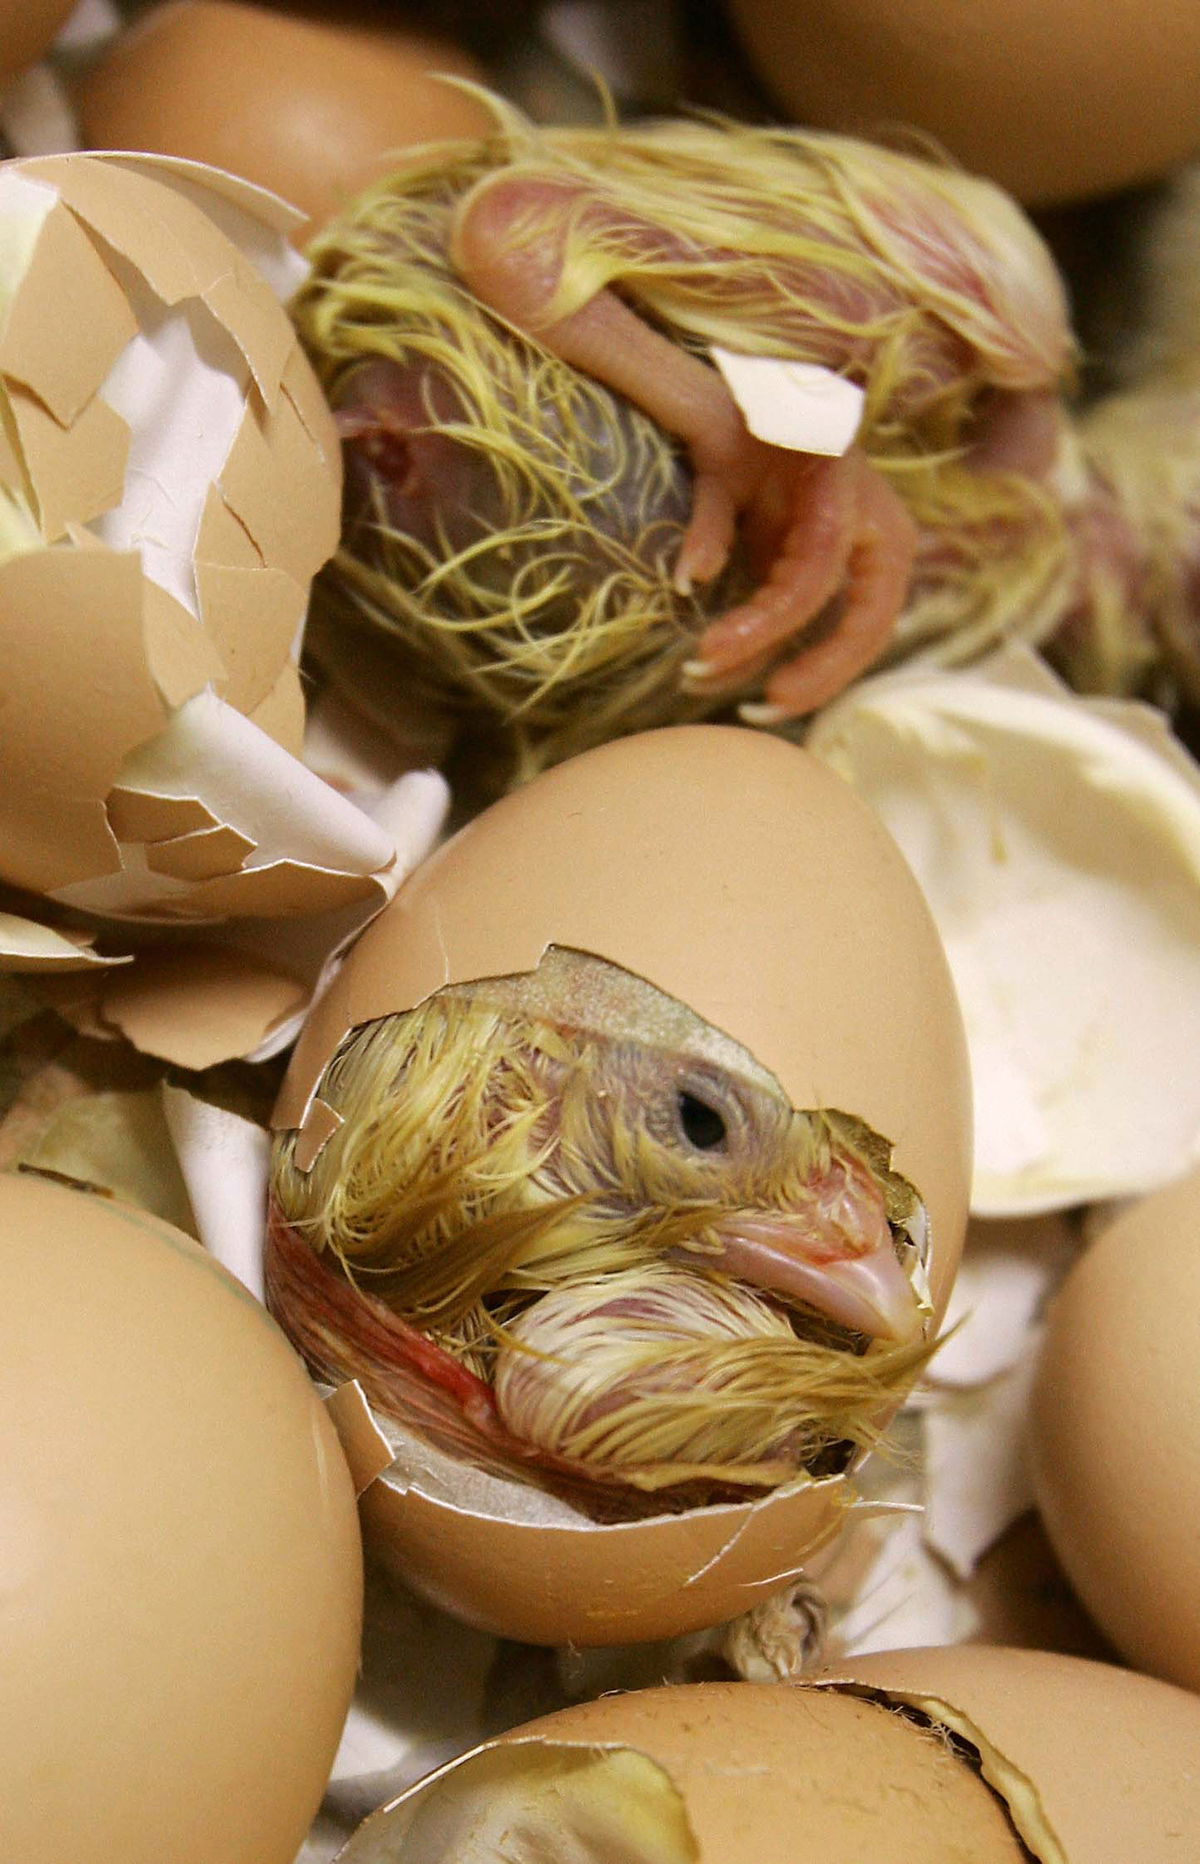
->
[276,724,972,1646]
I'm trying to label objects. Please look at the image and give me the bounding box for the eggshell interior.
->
[0,1170,363,1864]
[726,0,1200,205]
[337,1680,1028,1863]
[74,0,495,241]
[1029,1165,1200,1690]
[280,724,972,1645]
[817,1643,1200,1863]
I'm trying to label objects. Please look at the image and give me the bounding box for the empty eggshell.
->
[1029,1165,1200,1691]
[0,1169,363,1864]
[816,1643,1200,1861]
[332,1679,1029,1863]
[273,724,972,1645]
[75,0,495,242]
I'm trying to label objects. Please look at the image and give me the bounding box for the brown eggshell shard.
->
[1029,1166,1200,1691]
[816,1644,1200,1863]
[0,547,167,893]
[336,1681,1028,1864]
[73,0,497,242]
[0,194,136,423]
[0,1171,364,1864]
[278,725,972,1317]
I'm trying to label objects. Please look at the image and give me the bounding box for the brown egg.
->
[74,0,494,241]
[273,724,972,1645]
[1029,1165,1200,1691]
[0,1171,363,1864]
[0,0,76,87]
[726,0,1200,206]
[819,1644,1200,1860]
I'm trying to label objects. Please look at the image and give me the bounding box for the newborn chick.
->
[268,947,932,1517]
[295,99,1075,779]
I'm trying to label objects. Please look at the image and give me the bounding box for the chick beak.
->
[709,1212,924,1342]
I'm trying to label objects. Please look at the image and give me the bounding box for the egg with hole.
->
[1029,1163,1200,1691]
[0,1170,363,1864]
[817,1643,1200,1861]
[333,1647,1200,1861]
[334,1678,1029,1862]
[74,0,495,242]
[269,723,971,1645]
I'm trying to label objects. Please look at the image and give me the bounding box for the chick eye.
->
[677,1090,727,1151]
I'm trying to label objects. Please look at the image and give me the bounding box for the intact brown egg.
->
[0,0,76,88]
[269,724,972,1645]
[1029,1165,1200,1691]
[726,0,1200,206]
[0,1170,363,1864]
[74,0,494,241]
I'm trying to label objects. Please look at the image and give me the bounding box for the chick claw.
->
[682,447,918,723]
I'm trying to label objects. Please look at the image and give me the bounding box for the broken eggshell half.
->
[330,1652,1200,1862]
[271,724,972,1646]
[808,643,1200,1215]
[0,151,399,1055]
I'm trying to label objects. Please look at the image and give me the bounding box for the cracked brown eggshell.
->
[277,724,972,1646]
[0,153,389,931]
[0,1169,363,1864]
[815,1643,1200,1861]
[333,1679,1030,1863]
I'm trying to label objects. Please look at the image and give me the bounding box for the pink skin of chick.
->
[449,165,1072,721]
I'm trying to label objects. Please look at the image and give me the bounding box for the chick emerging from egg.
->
[294,97,1077,783]
[268,947,933,1519]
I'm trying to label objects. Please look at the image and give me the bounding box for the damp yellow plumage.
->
[293,98,1078,785]
[268,947,935,1517]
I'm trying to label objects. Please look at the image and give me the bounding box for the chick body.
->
[295,103,1077,782]
[269,947,931,1515]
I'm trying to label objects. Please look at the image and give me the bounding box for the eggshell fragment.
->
[0,1169,363,1864]
[809,647,1200,1213]
[816,1643,1200,1862]
[277,724,972,1644]
[74,0,495,242]
[333,1680,1029,1863]
[1029,1166,1200,1692]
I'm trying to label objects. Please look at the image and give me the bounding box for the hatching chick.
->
[295,99,1076,778]
[268,947,932,1517]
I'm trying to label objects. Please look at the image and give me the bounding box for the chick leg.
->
[452,173,913,713]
